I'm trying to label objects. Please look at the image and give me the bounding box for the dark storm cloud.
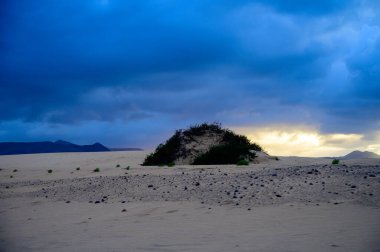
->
[347,37,380,99]
[2,0,255,123]
[254,0,355,15]
[1,0,379,146]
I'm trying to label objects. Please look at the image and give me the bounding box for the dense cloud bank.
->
[1,0,379,150]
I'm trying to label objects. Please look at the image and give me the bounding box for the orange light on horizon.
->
[232,125,377,157]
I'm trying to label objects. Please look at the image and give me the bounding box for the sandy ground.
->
[1,151,380,252]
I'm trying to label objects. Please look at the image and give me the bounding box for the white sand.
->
[1,151,380,251]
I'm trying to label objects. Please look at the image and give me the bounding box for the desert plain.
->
[0,151,379,252]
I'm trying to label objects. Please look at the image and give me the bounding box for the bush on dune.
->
[332,159,340,165]
[184,122,224,137]
[193,143,257,165]
[192,128,261,165]
[143,130,182,166]
[142,122,263,166]
[236,159,250,166]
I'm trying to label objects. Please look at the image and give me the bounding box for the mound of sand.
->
[142,123,266,165]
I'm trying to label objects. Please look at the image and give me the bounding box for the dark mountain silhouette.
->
[0,140,110,155]
[340,150,380,159]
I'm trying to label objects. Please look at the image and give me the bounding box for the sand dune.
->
[1,151,379,251]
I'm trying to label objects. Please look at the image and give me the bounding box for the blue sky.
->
[1,0,380,156]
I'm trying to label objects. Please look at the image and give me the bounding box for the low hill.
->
[340,150,380,159]
[142,123,264,166]
[0,140,110,155]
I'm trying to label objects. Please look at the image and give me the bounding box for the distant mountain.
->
[340,150,380,159]
[109,148,143,151]
[0,140,110,155]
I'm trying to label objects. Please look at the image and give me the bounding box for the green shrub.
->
[193,144,257,165]
[116,164,120,167]
[125,166,130,170]
[332,159,340,165]
[142,130,182,165]
[47,169,52,173]
[222,130,262,152]
[192,124,261,165]
[236,159,249,166]
[167,162,175,167]
[184,122,223,137]
[93,168,100,172]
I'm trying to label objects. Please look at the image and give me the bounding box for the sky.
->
[1,0,380,156]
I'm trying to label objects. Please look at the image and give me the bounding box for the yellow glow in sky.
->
[233,125,380,157]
